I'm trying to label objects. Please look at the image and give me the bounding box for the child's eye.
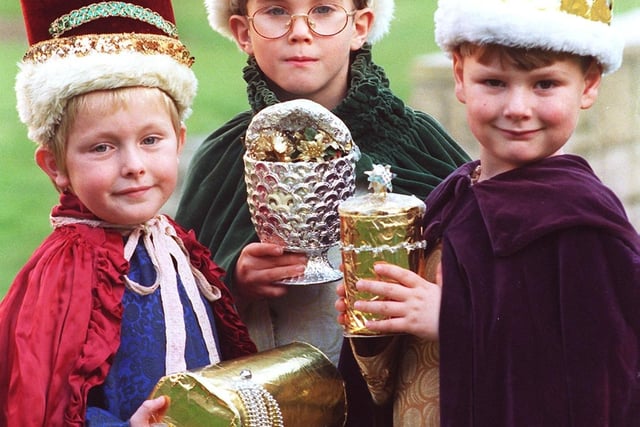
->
[536,80,556,90]
[142,136,159,146]
[91,143,110,153]
[311,4,338,15]
[484,79,504,88]
[263,6,288,16]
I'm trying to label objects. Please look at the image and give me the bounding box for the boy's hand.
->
[341,263,442,340]
[130,396,170,427]
[234,242,307,300]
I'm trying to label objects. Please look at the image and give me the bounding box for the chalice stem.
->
[274,248,342,285]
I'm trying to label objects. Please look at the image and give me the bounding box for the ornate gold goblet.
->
[243,99,359,285]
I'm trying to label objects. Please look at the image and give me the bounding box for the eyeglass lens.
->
[250,4,352,39]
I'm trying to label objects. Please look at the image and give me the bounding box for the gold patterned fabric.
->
[394,339,440,426]
[350,337,440,427]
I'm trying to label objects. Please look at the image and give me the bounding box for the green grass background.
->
[0,1,636,297]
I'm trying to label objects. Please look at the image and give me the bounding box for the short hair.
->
[456,42,595,73]
[51,87,181,176]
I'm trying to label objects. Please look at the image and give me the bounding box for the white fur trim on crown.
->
[204,0,395,44]
[434,0,625,74]
[367,0,395,43]
[16,51,197,145]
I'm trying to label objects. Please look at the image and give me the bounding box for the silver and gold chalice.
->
[243,99,359,285]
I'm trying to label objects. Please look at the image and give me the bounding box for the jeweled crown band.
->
[23,33,194,67]
[49,2,179,38]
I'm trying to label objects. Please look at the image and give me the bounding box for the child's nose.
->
[504,88,532,119]
[121,148,146,176]
[288,15,313,40]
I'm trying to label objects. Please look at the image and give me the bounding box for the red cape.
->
[0,193,256,426]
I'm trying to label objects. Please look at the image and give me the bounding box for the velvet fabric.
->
[424,155,640,426]
[0,193,256,427]
[20,0,177,45]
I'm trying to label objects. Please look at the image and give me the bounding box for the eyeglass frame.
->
[245,4,358,39]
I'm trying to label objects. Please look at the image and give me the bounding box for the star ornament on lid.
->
[366,164,396,195]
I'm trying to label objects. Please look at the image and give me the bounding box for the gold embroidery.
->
[23,33,194,67]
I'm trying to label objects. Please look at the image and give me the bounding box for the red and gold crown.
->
[435,0,624,74]
[16,1,198,146]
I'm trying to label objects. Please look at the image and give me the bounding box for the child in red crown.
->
[0,1,256,425]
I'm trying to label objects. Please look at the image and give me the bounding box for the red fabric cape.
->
[0,193,256,426]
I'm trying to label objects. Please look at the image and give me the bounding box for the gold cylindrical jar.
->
[339,192,426,336]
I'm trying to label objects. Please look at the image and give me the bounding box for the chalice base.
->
[274,251,342,285]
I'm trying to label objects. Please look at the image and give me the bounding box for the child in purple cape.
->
[337,0,640,425]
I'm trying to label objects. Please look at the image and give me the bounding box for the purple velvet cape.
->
[424,155,640,426]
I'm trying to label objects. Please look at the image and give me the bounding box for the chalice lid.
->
[339,164,425,216]
[244,99,355,163]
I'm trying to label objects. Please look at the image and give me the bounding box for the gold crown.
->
[561,0,612,24]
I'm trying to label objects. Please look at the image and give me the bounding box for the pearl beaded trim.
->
[340,240,428,255]
[235,369,284,427]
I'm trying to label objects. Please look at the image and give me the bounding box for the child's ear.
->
[177,123,187,156]
[580,60,602,110]
[452,51,467,104]
[351,8,373,50]
[229,15,253,55]
[35,146,70,190]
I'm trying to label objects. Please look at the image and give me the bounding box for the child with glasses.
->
[336,0,640,425]
[175,1,469,425]
[0,1,256,425]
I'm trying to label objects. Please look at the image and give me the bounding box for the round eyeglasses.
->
[247,4,357,39]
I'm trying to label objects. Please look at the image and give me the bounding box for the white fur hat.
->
[16,0,197,146]
[434,0,625,74]
[204,0,395,44]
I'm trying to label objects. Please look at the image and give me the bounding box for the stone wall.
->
[410,38,640,229]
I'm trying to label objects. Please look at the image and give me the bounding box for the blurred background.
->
[0,1,638,296]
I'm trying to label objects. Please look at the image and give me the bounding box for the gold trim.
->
[561,0,612,24]
[23,33,194,67]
